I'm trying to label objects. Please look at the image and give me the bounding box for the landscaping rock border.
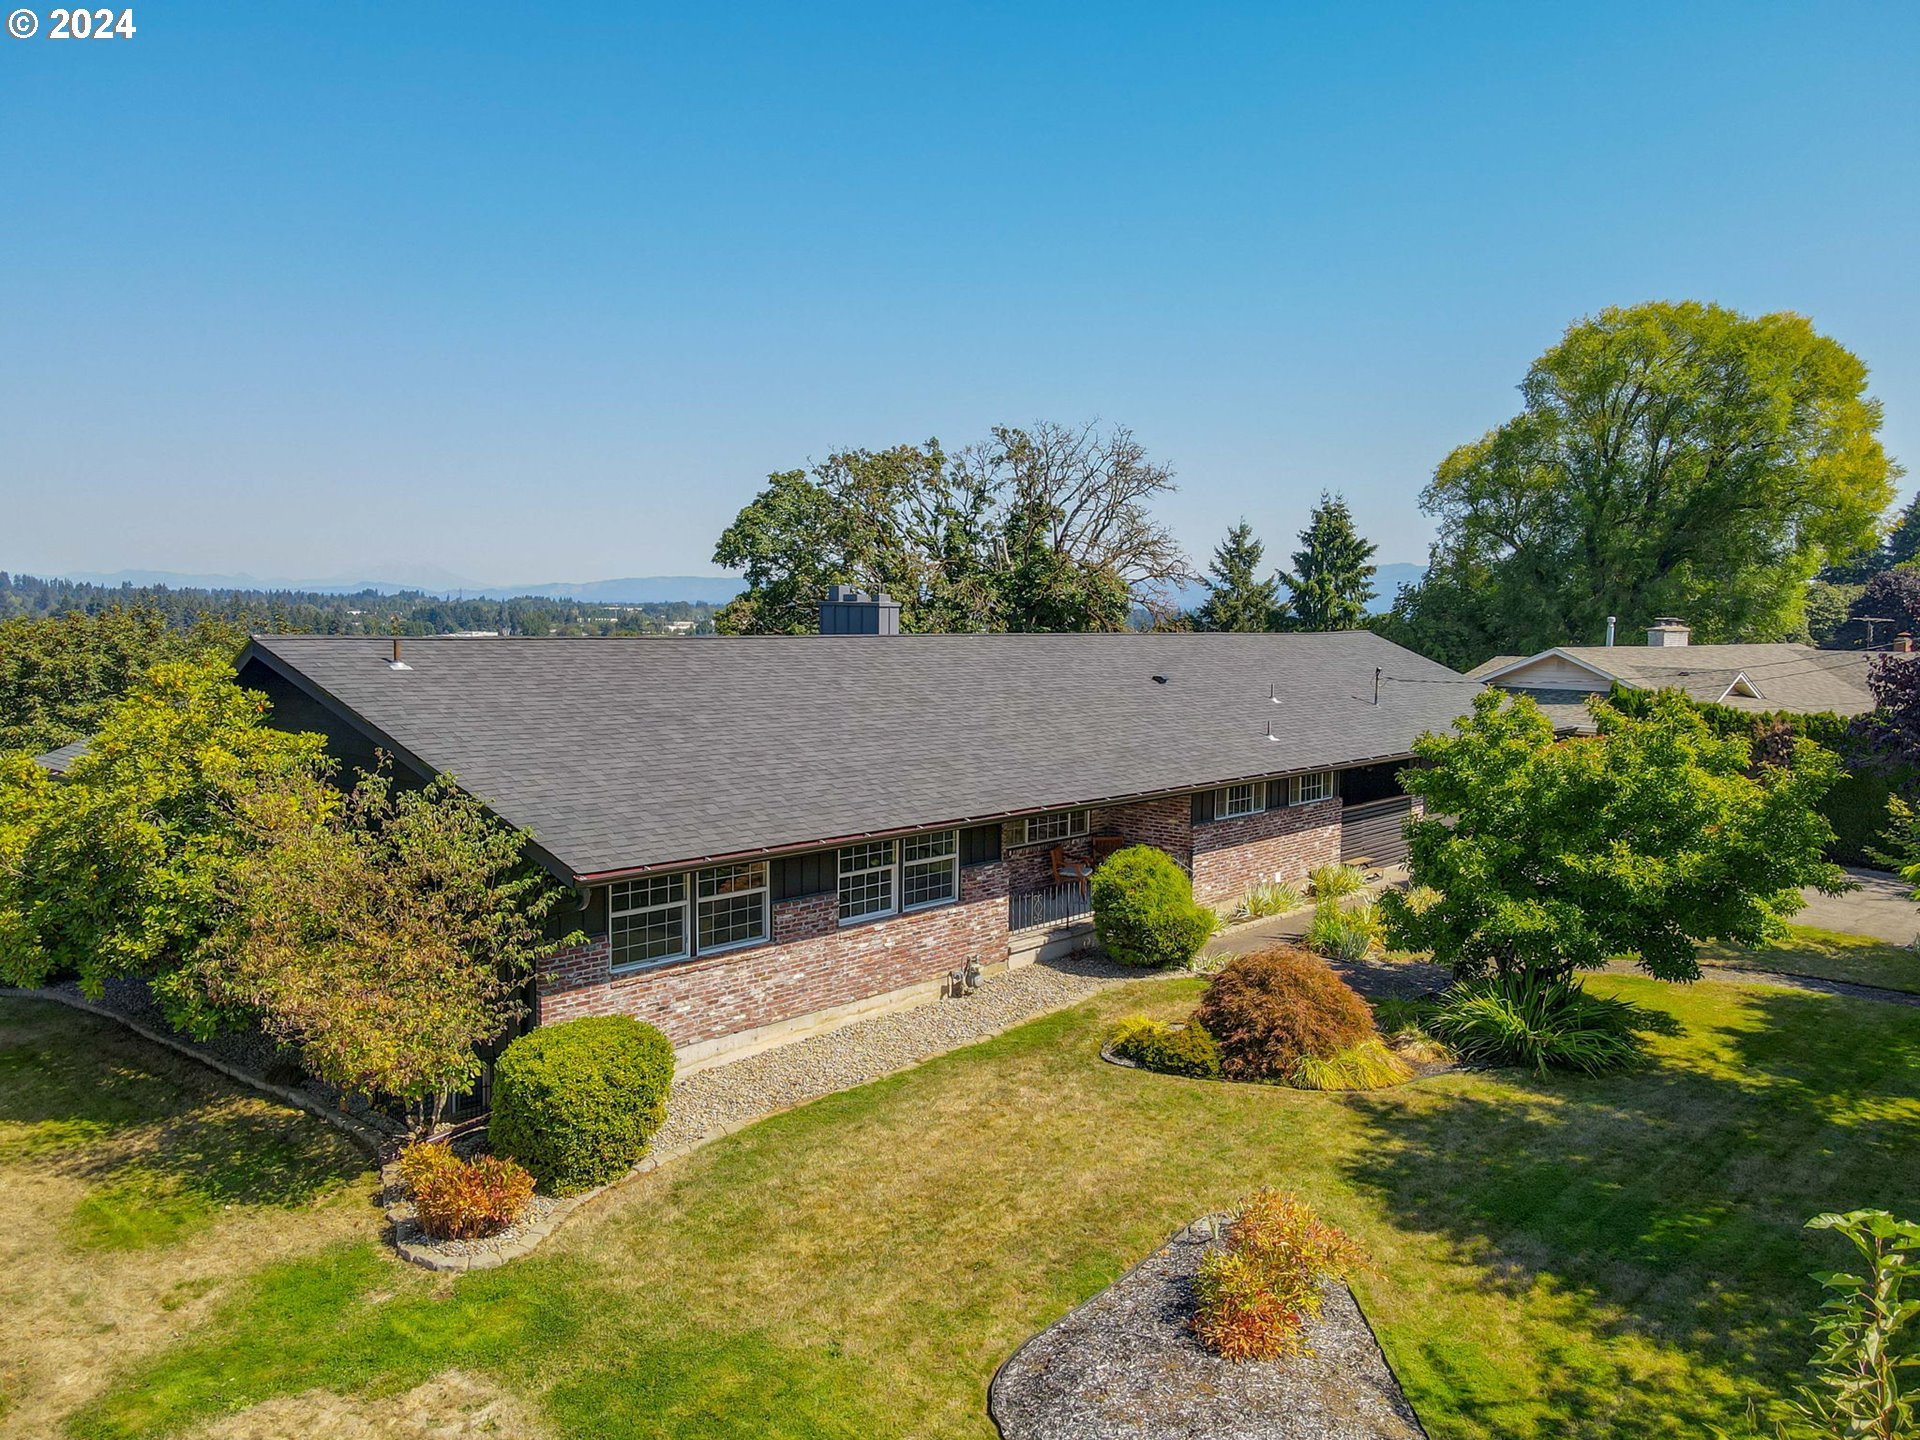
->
[989,1215,1427,1440]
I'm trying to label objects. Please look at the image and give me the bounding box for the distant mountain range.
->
[47,568,749,605]
[40,561,1426,612]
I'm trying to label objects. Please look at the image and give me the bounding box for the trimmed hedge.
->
[1089,844,1216,968]
[490,1015,675,1195]
[1193,945,1376,1082]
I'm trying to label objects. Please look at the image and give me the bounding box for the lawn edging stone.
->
[989,1214,1428,1440]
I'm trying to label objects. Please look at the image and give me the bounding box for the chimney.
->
[818,585,901,636]
[1646,617,1691,648]
[1899,633,1914,654]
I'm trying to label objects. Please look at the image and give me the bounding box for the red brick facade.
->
[1001,796,1194,893]
[1189,796,1343,905]
[537,860,1011,1049]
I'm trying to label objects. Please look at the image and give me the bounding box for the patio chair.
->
[1091,834,1127,867]
[1051,846,1094,890]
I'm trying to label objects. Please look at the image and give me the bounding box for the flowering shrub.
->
[397,1141,535,1240]
[1193,1191,1367,1361]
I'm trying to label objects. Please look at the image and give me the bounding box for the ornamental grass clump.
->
[1290,1036,1412,1091]
[1232,880,1303,922]
[396,1142,535,1241]
[1305,896,1384,962]
[1193,1191,1367,1361]
[1425,974,1646,1075]
[1307,862,1366,899]
[491,1015,675,1194]
[1089,844,1217,969]
[1105,1014,1222,1079]
[1192,945,1377,1083]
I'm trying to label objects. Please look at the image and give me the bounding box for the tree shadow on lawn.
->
[0,998,368,1243]
[1342,981,1920,1435]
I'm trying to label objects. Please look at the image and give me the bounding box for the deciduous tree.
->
[1388,302,1897,668]
[1381,690,1846,982]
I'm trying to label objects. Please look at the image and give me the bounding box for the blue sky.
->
[2,2,1915,586]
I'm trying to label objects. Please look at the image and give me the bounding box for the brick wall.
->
[1189,797,1342,907]
[537,861,1011,1050]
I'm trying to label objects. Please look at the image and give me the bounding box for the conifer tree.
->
[1195,520,1282,632]
[1282,493,1377,631]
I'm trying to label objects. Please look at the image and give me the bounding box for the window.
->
[609,863,768,969]
[696,862,768,952]
[1021,810,1089,846]
[902,830,959,910]
[1292,770,1334,805]
[610,874,688,969]
[1215,782,1264,819]
[838,840,897,923]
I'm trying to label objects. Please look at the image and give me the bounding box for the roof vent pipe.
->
[387,637,411,672]
[1605,615,1616,647]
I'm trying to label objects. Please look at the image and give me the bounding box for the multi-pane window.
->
[609,863,768,969]
[610,875,688,969]
[1292,771,1334,805]
[902,830,959,910]
[1216,782,1264,818]
[838,841,897,923]
[1022,810,1090,846]
[696,862,768,952]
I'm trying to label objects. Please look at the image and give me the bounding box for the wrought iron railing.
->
[1009,882,1093,933]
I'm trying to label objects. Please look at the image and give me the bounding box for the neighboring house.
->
[218,595,1476,1069]
[31,738,89,775]
[1465,618,1880,734]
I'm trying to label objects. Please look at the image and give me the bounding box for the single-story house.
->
[230,596,1478,1068]
[1465,618,1879,734]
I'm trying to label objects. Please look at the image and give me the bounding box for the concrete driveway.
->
[1797,867,1920,946]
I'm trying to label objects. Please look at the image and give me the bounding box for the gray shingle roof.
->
[243,632,1479,881]
[31,739,89,774]
[1479,644,1877,717]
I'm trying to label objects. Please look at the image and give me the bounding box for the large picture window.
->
[838,841,897,923]
[1021,810,1089,846]
[609,862,768,970]
[902,830,959,910]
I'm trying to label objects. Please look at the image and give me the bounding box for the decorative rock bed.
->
[990,1217,1427,1440]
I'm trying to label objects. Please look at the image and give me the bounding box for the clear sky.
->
[2,1,1915,587]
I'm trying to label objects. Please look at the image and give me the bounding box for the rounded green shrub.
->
[489,1015,675,1194]
[1089,844,1216,968]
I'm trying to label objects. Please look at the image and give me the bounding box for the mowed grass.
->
[1700,923,1920,994]
[63,973,1920,1440]
[0,999,373,1438]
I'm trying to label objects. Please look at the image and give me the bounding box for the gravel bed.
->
[991,1217,1426,1440]
[655,952,1137,1154]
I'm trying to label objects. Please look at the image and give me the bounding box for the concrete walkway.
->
[1797,867,1920,946]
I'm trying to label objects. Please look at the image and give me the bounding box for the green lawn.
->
[1700,923,1920,993]
[48,972,1920,1440]
[0,999,372,1438]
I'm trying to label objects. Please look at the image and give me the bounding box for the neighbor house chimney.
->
[1646,617,1691,648]
[818,585,901,635]
[1899,632,1914,654]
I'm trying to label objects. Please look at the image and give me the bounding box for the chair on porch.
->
[1091,834,1127,868]
[1051,845,1094,891]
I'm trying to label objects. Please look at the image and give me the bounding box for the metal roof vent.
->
[387,638,412,671]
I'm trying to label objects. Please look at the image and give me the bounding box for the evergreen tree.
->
[1195,520,1282,632]
[1884,494,1920,570]
[1281,493,1377,631]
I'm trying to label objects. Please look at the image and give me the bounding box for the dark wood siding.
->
[773,850,835,900]
[1341,796,1413,864]
[961,823,1002,867]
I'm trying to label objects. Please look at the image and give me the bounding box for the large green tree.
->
[1386,302,1897,668]
[1195,521,1283,632]
[1281,493,1377,631]
[711,421,1188,634]
[1381,690,1845,983]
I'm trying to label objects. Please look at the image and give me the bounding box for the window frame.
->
[901,829,960,912]
[1291,770,1335,805]
[1214,781,1265,819]
[837,839,899,926]
[607,862,769,972]
[1019,809,1090,847]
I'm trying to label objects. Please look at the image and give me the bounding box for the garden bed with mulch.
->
[990,1217,1426,1440]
